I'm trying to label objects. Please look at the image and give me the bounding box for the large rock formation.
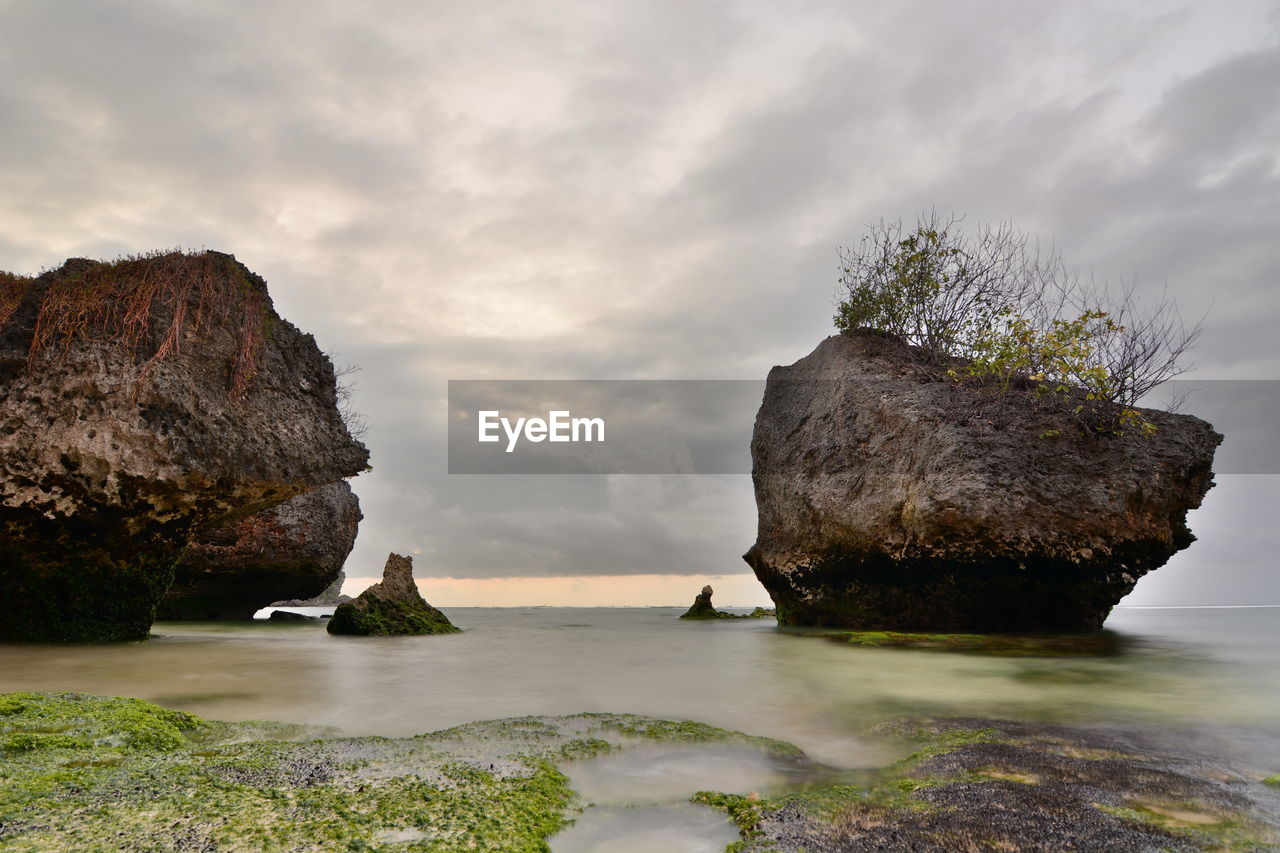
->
[0,251,369,641]
[745,330,1221,632]
[327,553,459,636]
[157,481,362,620]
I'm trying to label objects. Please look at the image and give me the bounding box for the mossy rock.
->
[679,584,751,619]
[0,692,203,754]
[328,597,459,636]
[326,552,459,636]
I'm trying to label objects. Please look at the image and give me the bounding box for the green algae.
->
[1093,802,1271,852]
[679,607,747,620]
[825,629,1124,656]
[679,606,775,620]
[6,693,1273,852]
[593,716,805,758]
[0,692,203,753]
[327,597,461,636]
[691,723,984,846]
[0,694,801,852]
[693,718,1279,852]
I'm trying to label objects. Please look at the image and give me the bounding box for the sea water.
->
[3,607,1280,762]
[3,606,1279,849]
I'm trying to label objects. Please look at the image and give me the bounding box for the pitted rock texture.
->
[158,481,362,620]
[0,251,369,641]
[744,330,1221,632]
[327,553,459,636]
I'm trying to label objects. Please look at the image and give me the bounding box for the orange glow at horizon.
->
[341,573,773,608]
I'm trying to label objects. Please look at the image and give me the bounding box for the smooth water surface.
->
[3,606,1279,768]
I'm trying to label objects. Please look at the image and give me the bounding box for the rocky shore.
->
[1,692,1274,851]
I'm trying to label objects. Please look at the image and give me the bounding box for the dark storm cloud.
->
[1,1,1278,601]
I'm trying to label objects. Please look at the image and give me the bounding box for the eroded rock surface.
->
[745,330,1221,632]
[158,482,362,620]
[327,553,459,636]
[0,251,369,641]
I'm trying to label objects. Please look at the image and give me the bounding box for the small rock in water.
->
[268,610,320,623]
[327,553,459,636]
[679,585,745,620]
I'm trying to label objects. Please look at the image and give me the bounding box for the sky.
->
[1,1,1278,606]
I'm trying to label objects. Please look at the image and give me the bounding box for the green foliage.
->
[949,307,1158,434]
[835,227,969,354]
[834,214,1192,434]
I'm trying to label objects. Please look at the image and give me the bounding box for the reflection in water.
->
[2,607,1279,768]
[565,744,793,805]
[551,803,739,853]
[552,743,800,853]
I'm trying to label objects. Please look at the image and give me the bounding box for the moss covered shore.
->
[0,693,792,851]
[2,693,1275,851]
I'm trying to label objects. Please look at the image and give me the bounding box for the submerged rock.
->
[267,610,320,623]
[745,330,1221,632]
[0,251,369,642]
[327,553,459,636]
[157,482,362,620]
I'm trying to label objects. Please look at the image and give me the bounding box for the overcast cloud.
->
[2,1,1278,604]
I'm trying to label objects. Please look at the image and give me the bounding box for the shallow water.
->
[553,744,798,852]
[551,802,739,853]
[3,606,1279,771]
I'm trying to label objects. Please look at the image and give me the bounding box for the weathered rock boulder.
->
[157,481,362,620]
[0,251,369,641]
[744,330,1221,632]
[327,553,459,636]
